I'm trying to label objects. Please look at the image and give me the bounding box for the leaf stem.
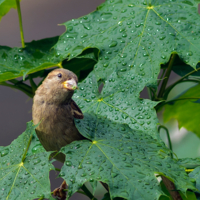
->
[158,68,167,86]
[158,54,177,98]
[22,134,33,162]
[16,0,25,48]
[158,125,173,158]
[54,167,61,172]
[163,67,200,99]
[147,87,153,100]
[37,198,44,200]
[81,184,97,200]
[28,74,37,93]
[155,97,200,111]
[0,81,34,98]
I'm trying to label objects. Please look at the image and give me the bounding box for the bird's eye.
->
[57,73,62,78]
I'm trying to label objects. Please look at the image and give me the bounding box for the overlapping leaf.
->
[0,37,97,82]
[0,122,54,200]
[0,37,59,82]
[60,113,195,200]
[189,166,200,192]
[178,157,200,169]
[1,0,200,90]
[73,71,159,139]
[163,84,200,137]
[55,0,200,85]
[0,0,21,21]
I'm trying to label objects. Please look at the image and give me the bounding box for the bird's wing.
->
[70,99,84,119]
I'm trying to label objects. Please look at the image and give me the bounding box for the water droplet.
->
[111,173,118,178]
[186,51,193,56]
[34,159,41,165]
[120,68,127,72]
[120,53,127,58]
[109,41,117,47]
[59,172,65,177]
[78,164,83,169]
[14,54,19,60]
[32,144,43,154]
[1,149,9,157]
[81,33,88,38]
[155,22,161,25]
[159,36,166,40]
[125,163,133,167]
[122,114,128,119]
[99,166,104,171]
[81,173,87,177]
[66,161,72,166]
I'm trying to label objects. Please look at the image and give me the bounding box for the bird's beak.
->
[62,79,77,90]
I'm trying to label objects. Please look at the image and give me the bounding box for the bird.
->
[32,68,84,162]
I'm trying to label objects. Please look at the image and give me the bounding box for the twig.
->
[158,54,177,98]
[81,184,98,200]
[162,176,183,200]
[16,0,25,48]
[158,125,173,158]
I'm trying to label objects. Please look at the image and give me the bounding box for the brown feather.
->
[70,99,84,119]
[32,68,85,162]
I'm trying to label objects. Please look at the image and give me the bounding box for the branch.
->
[158,54,177,98]
[162,176,183,200]
[158,125,173,158]
[163,68,200,100]
[16,0,25,48]
[81,184,98,200]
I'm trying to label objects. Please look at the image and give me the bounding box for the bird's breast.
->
[33,102,80,152]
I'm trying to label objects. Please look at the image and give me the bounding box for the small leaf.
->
[0,37,59,82]
[171,56,200,77]
[189,166,200,192]
[178,158,200,169]
[0,0,21,21]
[0,121,54,200]
[163,84,200,137]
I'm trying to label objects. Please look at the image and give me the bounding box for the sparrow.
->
[32,68,84,162]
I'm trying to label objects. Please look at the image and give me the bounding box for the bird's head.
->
[39,68,78,104]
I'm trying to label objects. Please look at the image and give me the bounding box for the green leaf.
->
[55,0,200,87]
[0,121,54,200]
[62,49,97,81]
[171,56,200,77]
[0,0,21,21]
[102,192,124,200]
[161,55,200,77]
[0,36,59,82]
[160,180,197,200]
[163,84,200,137]
[0,36,97,83]
[60,113,195,200]
[178,158,200,169]
[73,71,159,139]
[180,191,197,200]
[189,166,200,192]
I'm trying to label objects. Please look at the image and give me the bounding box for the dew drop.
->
[66,161,72,166]
[32,144,43,154]
[159,36,166,40]
[1,149,9,157]
[109,41,117,47]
